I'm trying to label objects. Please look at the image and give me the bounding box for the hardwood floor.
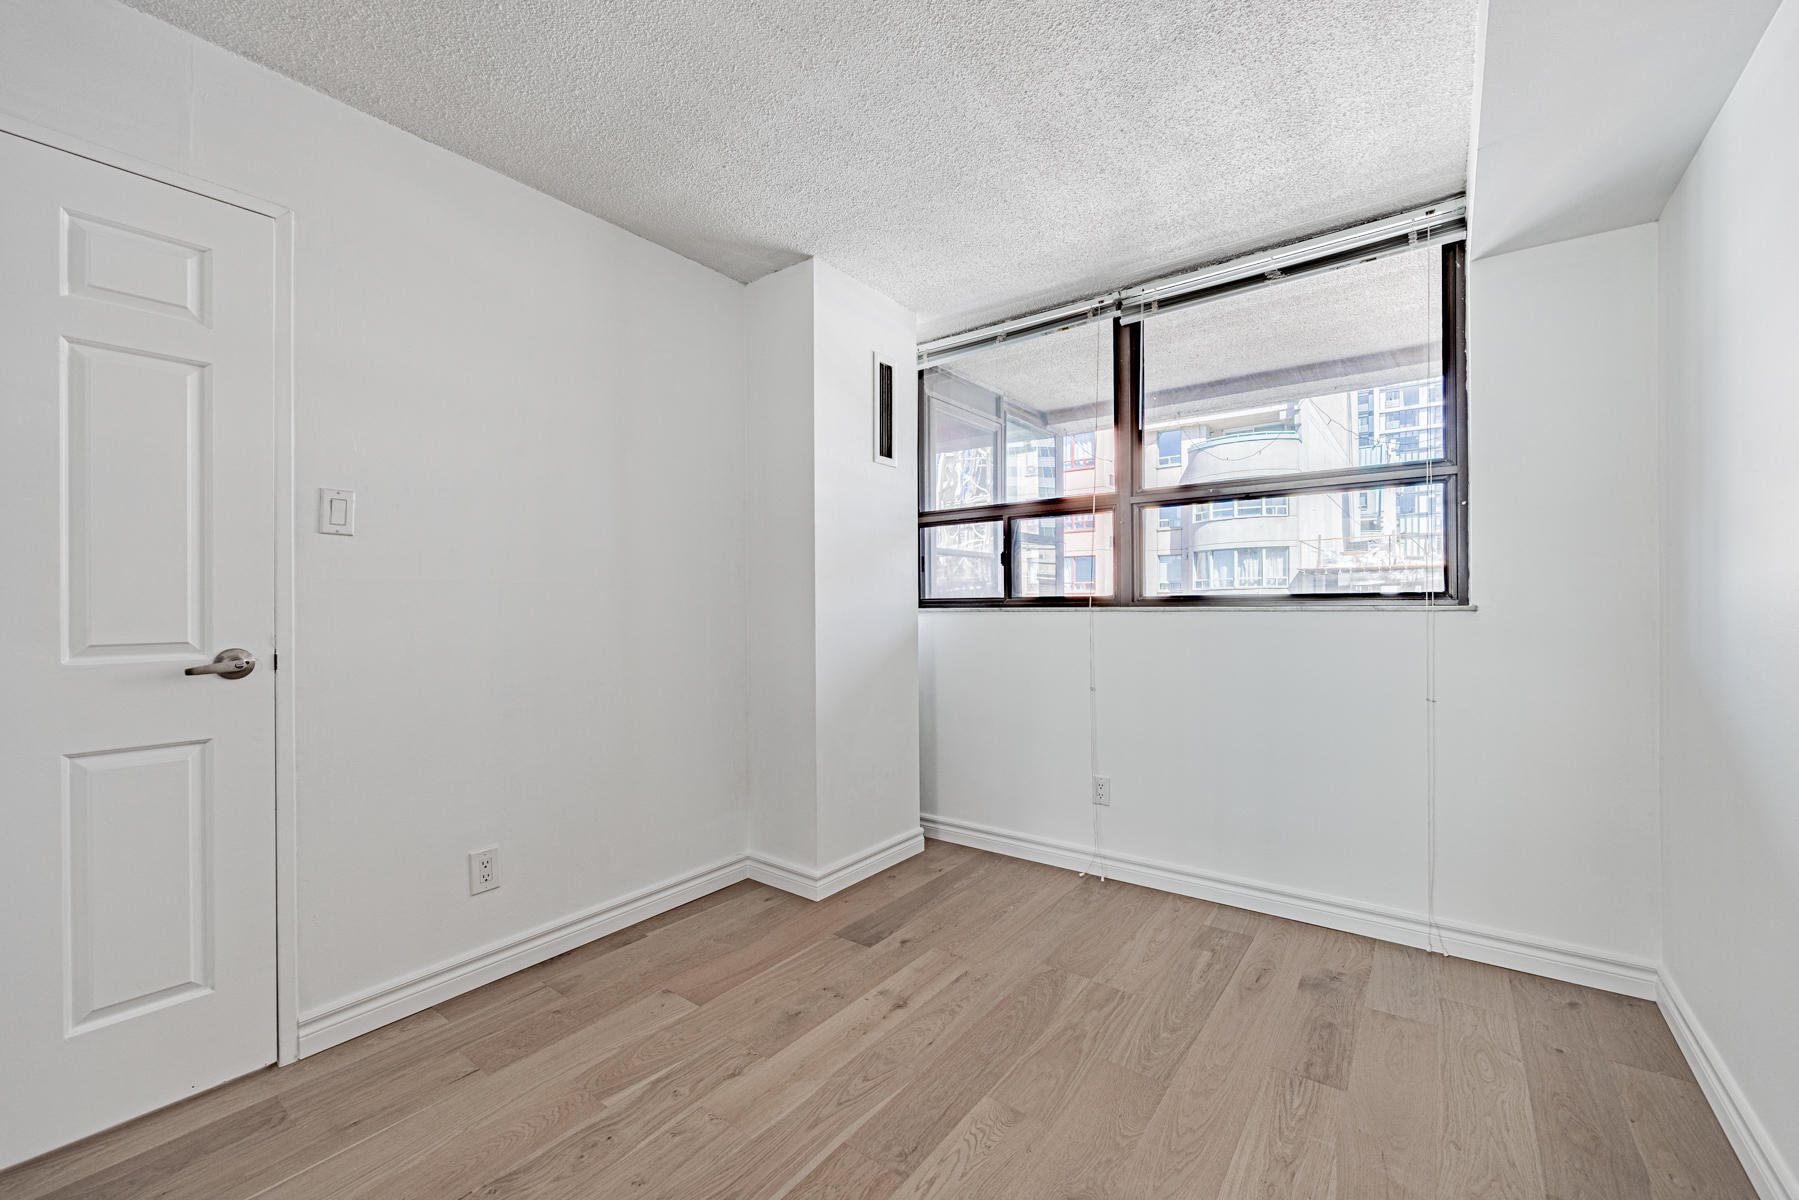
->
[0,840,1757,1200]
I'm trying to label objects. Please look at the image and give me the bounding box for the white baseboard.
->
[294,827,926,1057]
[920,812,1659,1000]
[290,816,1787,1200]
[1657,969,1796,1200]
[747,828,925,901]
[296,852,751,1057]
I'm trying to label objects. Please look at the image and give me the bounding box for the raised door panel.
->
[65,741,212,1033]
[62,210,211,325]
[63,340,209,661]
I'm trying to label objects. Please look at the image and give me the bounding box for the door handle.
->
[185,649,257,679]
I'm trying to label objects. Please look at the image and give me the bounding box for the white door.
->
[0,132,277,1168]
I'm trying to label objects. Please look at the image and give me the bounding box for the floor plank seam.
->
[2,842,1760,1200]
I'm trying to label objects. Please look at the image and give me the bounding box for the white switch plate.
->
[1092,775,1111,806]
[318,488,355,535]
[469,846,499,895]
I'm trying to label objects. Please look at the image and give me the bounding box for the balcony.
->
[1200,426,1299,448]
[1180,427,1303,484]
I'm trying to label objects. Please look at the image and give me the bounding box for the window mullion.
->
[920,238,1469,608]
[1116,317,1139,604]
[1000,515,1012,600]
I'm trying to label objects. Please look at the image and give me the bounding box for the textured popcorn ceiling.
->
[125,0,1478,338]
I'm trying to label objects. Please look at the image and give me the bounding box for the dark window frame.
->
[918,240,1469,608]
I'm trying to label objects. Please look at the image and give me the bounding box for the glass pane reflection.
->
[1143,483,1445,596]
[1141,248,1444,490]
[924,322,1114,511]
[1013,512,1115,598]
[923,521,1003,599]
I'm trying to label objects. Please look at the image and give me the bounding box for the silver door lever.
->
[185,649,257,679]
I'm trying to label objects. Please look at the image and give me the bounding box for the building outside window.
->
[1193,545,1291,590]
[1156,429,1183,469]
[918,223,1466,606]
[1199,496,1290,521]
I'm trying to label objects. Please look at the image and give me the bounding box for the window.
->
[1192,546,1291,591]
[1155,429,1183,469]
[1364,381,1443,464]
[921,521,1002,599]
[1357,489,1382,533]
[1012,513,1116,597]
[1006,417,1058,502]
[926,403,998,511]
[918,232,1465,606]
[1149,483,1444,596]
[922,321,1113,515]
[1198,496,1290,521]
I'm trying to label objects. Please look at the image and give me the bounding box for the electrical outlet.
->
[1092,775,1111,806]
[469,846,499,895]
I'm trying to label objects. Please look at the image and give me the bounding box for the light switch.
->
[318,488,355,535]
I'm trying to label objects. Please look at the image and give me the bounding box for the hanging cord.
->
[1080,323,1108,882]
[1422,225,1445,956]
[1082,600,1106,882]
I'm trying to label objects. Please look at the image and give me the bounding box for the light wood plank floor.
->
[0,840,1757,1200]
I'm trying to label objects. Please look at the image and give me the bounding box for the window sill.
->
[919,602,1478,613]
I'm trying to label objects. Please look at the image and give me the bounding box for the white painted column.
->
[745,259,923,898]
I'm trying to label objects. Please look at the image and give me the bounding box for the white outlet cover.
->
[469,846,500,894]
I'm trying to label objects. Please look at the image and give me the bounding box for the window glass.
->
[924,397,998,511]
[1196,495,1290,521]
[922,521,1003,599]
[1012,512,1115,597]
[1140,248,1442,489]
[1142,481,1445,596]
[1193,545,1290,591]
[923,321,1113,511]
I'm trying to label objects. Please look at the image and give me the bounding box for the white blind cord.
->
[1423,226,1445,957]
[1081,324,1108,883]
[1084,592,1106,882]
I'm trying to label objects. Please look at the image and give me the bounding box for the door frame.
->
[0,114,304,1065]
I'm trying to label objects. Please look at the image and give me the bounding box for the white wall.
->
[1467,0,1781,260]
[2,0,752,1046]
[812,262,921,870]
[747,259,922,881]
[1444,225,1661,963]
[1659,0,1799,1187]
[922,224,1662,986]
[747,261,820,872]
